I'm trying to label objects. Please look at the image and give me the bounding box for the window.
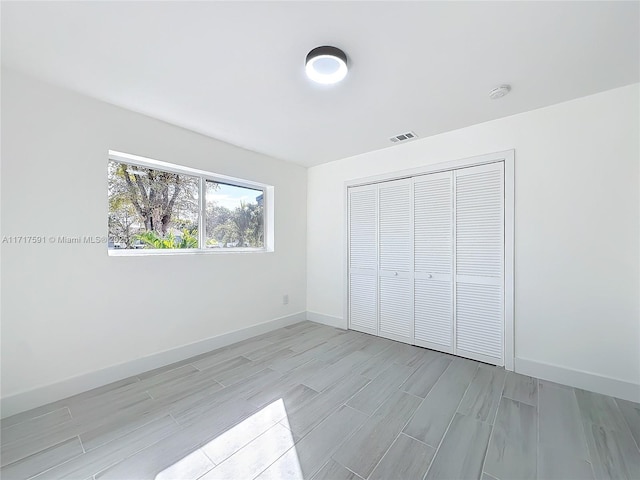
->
[205,182,264,249]
[107,151,270,254]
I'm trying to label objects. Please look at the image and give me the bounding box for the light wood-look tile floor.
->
[2,322,639,479]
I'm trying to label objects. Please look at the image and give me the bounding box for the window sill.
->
[108,247,272,257]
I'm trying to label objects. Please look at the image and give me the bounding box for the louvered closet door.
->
[348,185,378,335]
[455,163,504,366]
[414,171,454,353]
[378,178,414,343]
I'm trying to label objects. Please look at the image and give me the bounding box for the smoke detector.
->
[390,131,418,143]
[489,85,511,99]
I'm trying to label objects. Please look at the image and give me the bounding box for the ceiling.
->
[2,1,638,167]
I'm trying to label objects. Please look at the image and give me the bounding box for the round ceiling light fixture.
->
[305,46,348,85]
[489,84,512,99]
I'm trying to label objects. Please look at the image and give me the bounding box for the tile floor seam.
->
[612,397,640,454]
[483,471,500,480]
[402,390,426,401]
[400,431,436,449]
[199,419,285,479]
[365,431,402,479]
[421,363,480,480]
[480,397,501,480]
[479,369,509,480]
[87,423,184,480]
[311,457,334,478]
[572,387,599,480]
[22,440,86,480]
[167,412,182,427]
[298,401,348,440]
[320,409,375,479]
[1,406,69,433]
[200,448,218,468]
[248,440,295,479]
[400,360,449,400]
[194,459,216,480]
[339,458,366,479]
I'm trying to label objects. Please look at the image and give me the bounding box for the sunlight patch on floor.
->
[155,399,302,480]
[155,449,213,480]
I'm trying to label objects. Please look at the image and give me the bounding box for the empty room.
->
[1,1,639,479]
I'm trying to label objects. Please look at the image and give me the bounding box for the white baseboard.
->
[515,357,640,403]
[306,311,347,329]
[0,311,306,419]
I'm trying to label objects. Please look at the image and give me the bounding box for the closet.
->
[347,161,505,366]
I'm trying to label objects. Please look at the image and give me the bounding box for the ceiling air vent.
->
[390,131,418,143]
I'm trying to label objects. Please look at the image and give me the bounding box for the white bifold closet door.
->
[347,161,505,366]
[377,178,414,343]
[454,162,504,365]
[347,185,378,335]
[413,171,454,353]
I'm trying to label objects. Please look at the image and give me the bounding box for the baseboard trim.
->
[515,357,640,403]
[0,311,307,419]
[306,311,346,329]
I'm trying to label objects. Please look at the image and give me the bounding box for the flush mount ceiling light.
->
[305,46,348,85]
[489,84,511,99]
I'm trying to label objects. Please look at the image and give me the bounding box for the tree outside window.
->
[108,160,264,250]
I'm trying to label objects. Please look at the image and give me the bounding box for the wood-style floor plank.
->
[312,459,362,480]
[369,433,435,480]
[484,397,537,480]
[200,423,295,480]
[332,391,422,479]
[537,445,595,480]
[1,407,72,447]
[256,405,368,480]
[399,354,452,398]
[353,344,402,379]
[95,398,258,479]
[1,437,84,480]
[581,421,640,480]
[282,373,371,440]
[199,396,295,465]
[32,415,179,479]
[502,372,538,406]
[402,358,478,446]
[425,413,492,480]
[302,350,371,392]
[538,381,590,460]
[575,389,631,433]
[616,398,640,450]
[346,362,416,415]
[575,388,640,480]
[457,365,506,424]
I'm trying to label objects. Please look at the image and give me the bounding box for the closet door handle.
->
[394,272,398,276]
[427,274,433,279]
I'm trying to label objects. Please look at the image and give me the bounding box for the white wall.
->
[1,69,307,406]
[307,84,640,399]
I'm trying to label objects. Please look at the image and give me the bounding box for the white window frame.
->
[108,150,274,256]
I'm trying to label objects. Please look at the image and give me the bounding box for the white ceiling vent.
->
[390,131,418,143]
